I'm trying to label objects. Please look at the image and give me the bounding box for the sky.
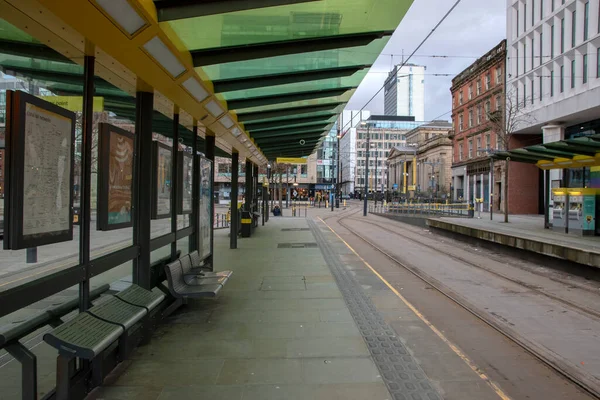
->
[345,0,507,122]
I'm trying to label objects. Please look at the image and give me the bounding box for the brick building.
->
[450,39,541,214]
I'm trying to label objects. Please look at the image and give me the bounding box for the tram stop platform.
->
[90,211,501,400]
[427,213,600,268]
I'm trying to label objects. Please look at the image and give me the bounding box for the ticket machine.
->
[551,189,566,231]
[567,188,597,236]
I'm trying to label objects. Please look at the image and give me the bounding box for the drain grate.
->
[281,228,311,231]
[277,242,318,249]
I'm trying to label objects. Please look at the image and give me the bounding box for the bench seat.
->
[165,260,223,298]
[88,296,147,330]
[115,284,164,312]
[43,312,122,359]
[180,255,232,286]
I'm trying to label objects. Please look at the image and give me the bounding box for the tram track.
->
[346,216,600,321]
[322,207,600,399]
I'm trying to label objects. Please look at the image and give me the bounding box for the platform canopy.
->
[0,0,414,162]
[493,134,600,170]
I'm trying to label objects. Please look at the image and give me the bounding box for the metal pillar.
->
[544,169,550,229]
[79,50,94,311]
[245,160,253,211]
[170,107,179,260]
[205,132,216,264]
[190,121,199,253]
[230,151,239,249]
[133,85,153,289]
[490,157,494,220]
[363,129,370,216]
[374,151,378,207]
[254,164,259,214]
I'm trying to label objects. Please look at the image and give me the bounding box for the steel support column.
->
[170,107,179,260]
[189,121,199,253]
[254,164,259,214]
[133,85,153,289]
[230,151,239,249]
[544,169,550,229]
[205,132,216,265]
[245,160,253,212]
[79,50,94,311]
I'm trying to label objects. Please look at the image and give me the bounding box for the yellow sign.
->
[39,96,104,112]
[408,185,416,191]
[276,157,307,164]
[263,177,269,187]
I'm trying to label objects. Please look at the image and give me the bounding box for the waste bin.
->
[241,210,252,237]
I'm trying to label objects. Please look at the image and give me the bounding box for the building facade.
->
[451,40,516,211]
[506,0,600,216]
[339,110,371,194]
[384,64,426,121]
[354,116,422,195]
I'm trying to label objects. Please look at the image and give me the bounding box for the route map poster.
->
[4,91,75,250]
[97,123,135,230]
[178,151,193,214]
[152,141,172,219]
[198,156,213,260]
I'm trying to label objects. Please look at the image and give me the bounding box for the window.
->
[516,85,520,110]
[572,10,576,48]
[551,69,555,96]
[532,0,535,24]
[496,67,502,85]
[584,2,589,41]
[561,17,565,53]
[597,49,600,78]
[523,80,527,106]
[476,80,481,95]
[539,32,543,62]
[552,0,555,12]
[485,101,491,120]
[477,105,482,124]
[486,74,491,90]
[551,25,555,58]
[531,79,534,104]
[459,91,463,104]
[468,85,473,100]
[560,64,565,92]
[540,0,544,18]
[524,3,527,32]
[468,110,473,127]
[539,75,543,100]
[459,114,464,131]
[301,165,307,175]
[517,9,520,36]
[496,95,502,111]
[583,54,588,84]
[218,163,231,174]
[516,47,520,76]
[523,42,527,72]
[458,141,463,161]
[571,59,576,88]
[468,139,473,158]
[486,133,491,150]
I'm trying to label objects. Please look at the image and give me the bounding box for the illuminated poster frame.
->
[97,123,135,231]
[197,156,213,260]
[4,90,75,250]
[177,150,193,214]
[151,141,172,219]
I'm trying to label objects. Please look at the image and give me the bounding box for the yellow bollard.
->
[343,200,346,207]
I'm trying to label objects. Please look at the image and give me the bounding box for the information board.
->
[198,156,213,260]
[97,123,135,230]
[4,91,75,249]
[152,141,172,219]
[177,151,193,214]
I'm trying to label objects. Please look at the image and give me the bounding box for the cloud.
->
[346,0,506,121]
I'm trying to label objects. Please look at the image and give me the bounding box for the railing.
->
[369,202,471,217]
[214,212,230,229]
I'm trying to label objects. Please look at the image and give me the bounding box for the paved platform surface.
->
[427,213,600,267]
[89,211,499,400]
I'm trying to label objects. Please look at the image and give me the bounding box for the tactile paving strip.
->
[309,219,441,400]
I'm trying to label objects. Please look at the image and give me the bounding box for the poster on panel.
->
[177,151,193,214]
[97,123,135,230]
[198,156,213,260]
[3,90,75,250]
[152,141,172,219]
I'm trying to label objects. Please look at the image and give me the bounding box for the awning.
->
[492,134,600,169]
[0,0,414,162]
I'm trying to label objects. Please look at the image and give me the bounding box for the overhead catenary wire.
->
[339,0,463,134]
